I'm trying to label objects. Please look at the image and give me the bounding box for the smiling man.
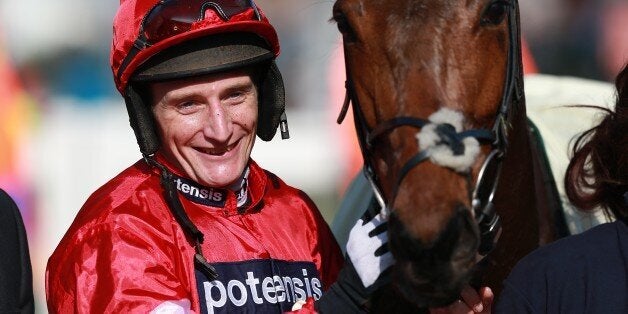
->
[44,1,346,313]
[149,71,259,189]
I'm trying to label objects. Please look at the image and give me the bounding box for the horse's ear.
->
[337,84,351,124]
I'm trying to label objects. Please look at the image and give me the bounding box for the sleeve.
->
[494,254,546,314]
[494,279,537,314]
[0,189,34,314]
[299,190,344,290]
[46,216,195,314]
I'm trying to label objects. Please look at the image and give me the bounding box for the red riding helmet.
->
[111,0,287,156]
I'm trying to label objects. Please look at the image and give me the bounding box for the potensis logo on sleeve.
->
[173,176,227,208]
[195,259,323,314]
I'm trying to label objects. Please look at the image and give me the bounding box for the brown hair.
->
[564,64,628,224]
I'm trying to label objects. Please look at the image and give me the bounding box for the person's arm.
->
[314,206,393,313]
[46,219,196,313]
[0,189,34,314]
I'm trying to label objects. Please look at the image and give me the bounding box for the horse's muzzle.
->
[387,205,480,308]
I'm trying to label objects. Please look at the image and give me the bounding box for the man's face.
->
[150,70,258,187]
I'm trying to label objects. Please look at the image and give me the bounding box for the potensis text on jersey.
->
[202,268,323,313]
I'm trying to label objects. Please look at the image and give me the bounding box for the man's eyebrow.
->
[162,89,197,102]
[230,79,255,90]
[222,81,255,94]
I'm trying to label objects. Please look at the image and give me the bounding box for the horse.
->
[331,0,564,311]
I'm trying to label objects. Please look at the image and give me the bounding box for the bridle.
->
[337,1,523,257]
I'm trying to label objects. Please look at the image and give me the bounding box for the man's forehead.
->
[150,70,255,97]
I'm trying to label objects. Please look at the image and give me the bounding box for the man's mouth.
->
[196,141,238,156]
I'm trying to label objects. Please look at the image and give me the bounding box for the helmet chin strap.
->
[145,156,219,281]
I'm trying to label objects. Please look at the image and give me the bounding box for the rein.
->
[337,1,523,257]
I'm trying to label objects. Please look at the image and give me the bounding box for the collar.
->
[148,153,267,215]
[228,166,250,208]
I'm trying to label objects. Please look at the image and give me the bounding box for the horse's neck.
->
[482,102,554,293]
[496,103,550,244]
[498,105,536,202]
[526,116,564,244]
[492,100,561,241]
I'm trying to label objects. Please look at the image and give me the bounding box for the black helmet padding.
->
[124,85,160,156]
[257,61,285,141]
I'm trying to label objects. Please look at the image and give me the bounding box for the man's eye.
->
[224,92,246,103]
[176,101,197,111]
[228,92,244,99]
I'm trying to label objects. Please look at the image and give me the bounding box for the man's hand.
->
[429,286,494,314]
[314,199,393,313]
[346,208,394,290]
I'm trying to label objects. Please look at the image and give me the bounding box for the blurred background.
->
[0,0,626,312]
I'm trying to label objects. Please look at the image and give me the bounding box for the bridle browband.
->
[337,1,523,257]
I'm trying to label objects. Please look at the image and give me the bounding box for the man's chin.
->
[194,166,246,188]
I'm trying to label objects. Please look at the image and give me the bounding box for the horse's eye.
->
[332,10,357,42]
[481,1,510,26]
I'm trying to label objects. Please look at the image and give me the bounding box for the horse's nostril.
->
[388,206,480,306]
[389,206,479,259]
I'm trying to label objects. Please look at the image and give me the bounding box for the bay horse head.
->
[333,0,545,308]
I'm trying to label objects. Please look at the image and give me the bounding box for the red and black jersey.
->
[46,156,343,313]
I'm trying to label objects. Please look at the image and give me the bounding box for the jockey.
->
[45,0,347,312]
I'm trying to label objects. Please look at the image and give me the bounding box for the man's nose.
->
[203,102,232,142]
